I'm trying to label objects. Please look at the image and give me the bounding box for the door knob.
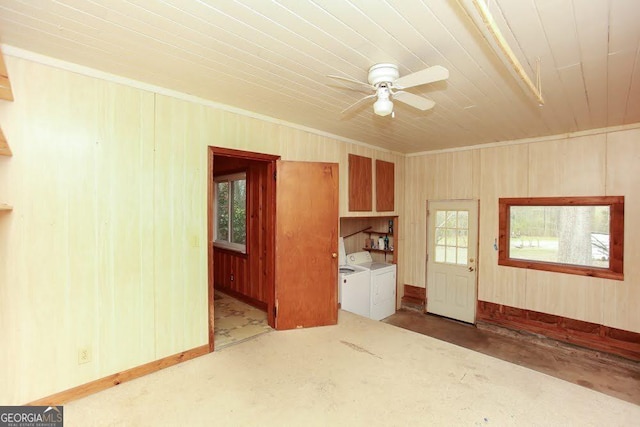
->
[332,253,338,258]
[468,266,475,272]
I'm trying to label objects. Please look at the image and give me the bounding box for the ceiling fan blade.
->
[341,93,377,115]
[393,91,436,111]
[327,74,372,91]
[394,65,449,89]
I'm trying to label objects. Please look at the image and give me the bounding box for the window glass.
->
[509,205,609,268]
[231,179,246,245]
[498,196,623,280]
[216,182,229,241]
[214,173,247,252]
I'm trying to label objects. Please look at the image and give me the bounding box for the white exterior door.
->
[426,200,478,324]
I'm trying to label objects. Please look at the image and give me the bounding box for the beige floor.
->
[66,311,639,426]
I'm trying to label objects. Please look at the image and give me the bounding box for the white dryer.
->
[346,251,397,320]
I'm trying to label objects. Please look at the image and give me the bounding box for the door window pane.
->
[435,245,446,263]
[458,211,468,228]
[434,209,470,265]
[445,246,457,263]
[457,248,468,265]
[457,229,468,248]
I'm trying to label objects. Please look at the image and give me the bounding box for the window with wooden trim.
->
[498,196,624,280]
[214,172,247,253]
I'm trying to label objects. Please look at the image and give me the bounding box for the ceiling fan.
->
[328,63,449,117]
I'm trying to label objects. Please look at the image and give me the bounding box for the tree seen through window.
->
[215,173,246,252]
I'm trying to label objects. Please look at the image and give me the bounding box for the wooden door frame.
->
[207,146,280,352]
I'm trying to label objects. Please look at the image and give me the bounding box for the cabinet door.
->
[348,154,372,211]
[376,160,394,211]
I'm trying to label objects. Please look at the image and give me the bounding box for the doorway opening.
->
[207,147,279,351]
[207,148,340,351]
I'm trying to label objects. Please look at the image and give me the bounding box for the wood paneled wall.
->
[6,50,638,405]
[213,250,248,292]
[403,130,640,334]
[0,54,404,405]
[0,56,158,403]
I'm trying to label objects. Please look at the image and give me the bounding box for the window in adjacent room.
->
[214,172,247,253]
[498,196,624,280]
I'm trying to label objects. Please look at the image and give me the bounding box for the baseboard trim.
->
[27,344,210,406]
[477,301,640,361]
[401,284,426,310]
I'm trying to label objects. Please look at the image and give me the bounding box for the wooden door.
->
[275,161,339,330]
[426,200,478,323]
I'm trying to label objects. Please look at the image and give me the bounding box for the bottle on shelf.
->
[384,234,389,250]
[378,236,384,249]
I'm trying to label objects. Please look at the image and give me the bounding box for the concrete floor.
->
[383,309,640,405]
[65,310,640,426]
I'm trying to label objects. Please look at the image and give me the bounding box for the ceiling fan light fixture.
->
[328,62,449,117]
[373,98,394,116]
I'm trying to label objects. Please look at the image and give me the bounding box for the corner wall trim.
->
[477,301,640,361]
[26,344,210,406]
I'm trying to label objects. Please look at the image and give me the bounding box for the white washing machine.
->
[338,238,372,318]
[346,251,397,320]
[339,264,371,318]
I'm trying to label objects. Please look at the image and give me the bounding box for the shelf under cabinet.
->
[364,230,392,235]
[363,247,393,253]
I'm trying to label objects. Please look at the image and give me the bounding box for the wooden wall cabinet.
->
[0,49,13,211]
[0,127,12,211]
[348,154,372,211]
[376,159,394,211]
[0,48,13,102]
[0,126,10,157]
[347,155,395,213]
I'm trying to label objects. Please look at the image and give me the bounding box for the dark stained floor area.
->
[383,309,640,405]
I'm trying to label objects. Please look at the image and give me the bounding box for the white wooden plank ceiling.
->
[0,0,638,153]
